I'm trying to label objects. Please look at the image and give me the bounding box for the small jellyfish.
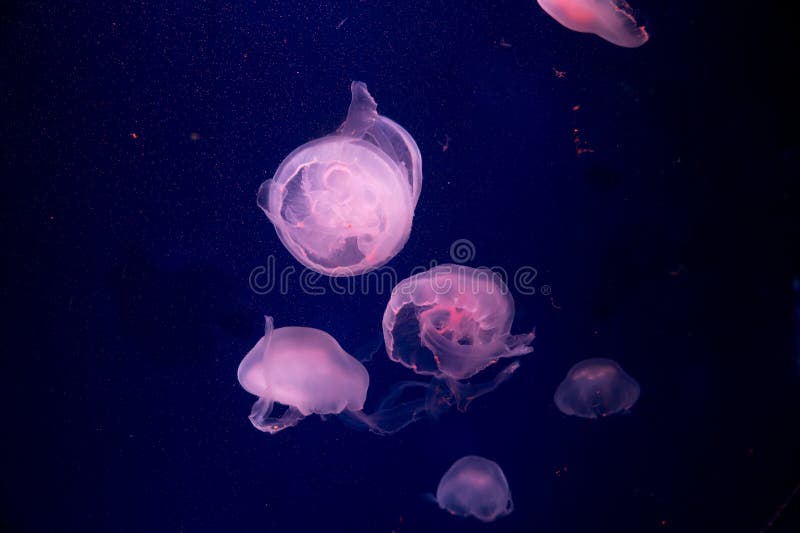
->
[536,0,649,48]
[257,81,422,276]
[237,316,369,433]
[434,456,514,522]
[554,357,640,418]
[343,265,534,434]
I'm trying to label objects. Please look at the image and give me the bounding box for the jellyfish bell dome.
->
[257,81,422,277]
[554,357,640,419]
[238,316,369,433]
[434,455,514,522]
[382,264,534,381]
[536,0,649,48]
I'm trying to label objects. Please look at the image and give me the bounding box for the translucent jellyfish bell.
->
[342,265,534,434]
[434,456,514,523]
[237,316,369,433]
[383,264,534,382]
[257,81,422,276]
[554,358,640,418]
[537,0,649,48]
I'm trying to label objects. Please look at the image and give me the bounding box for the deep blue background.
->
[3,1,799,532]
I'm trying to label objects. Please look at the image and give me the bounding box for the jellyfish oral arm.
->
[448,360,522,412]
[248,397,305,434]
[338,381,431,436]
[337,81,379,137]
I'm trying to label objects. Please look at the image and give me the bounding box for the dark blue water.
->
[3,1,799,532]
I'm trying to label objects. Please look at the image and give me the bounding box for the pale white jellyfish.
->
[554,357,640,418]
[434,456,514,522]
[536,0,649,48]
[343,265,534,434]
[237,316,369,433]
[257,81,422,276]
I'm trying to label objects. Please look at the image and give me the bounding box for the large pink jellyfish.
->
[554,358,640,418]
[434,456,514,522]
[237,316,369,433]
[257,81,422,276]
[344,265,535,434]
[536,0,649,48]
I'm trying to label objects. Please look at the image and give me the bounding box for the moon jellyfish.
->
[434,456,514,522]
[383,265,534,380]
[257,81,422,276]
[343,265,534,435]
[536,0,649,48]
[237,316,369,433]
[554,358,640,418]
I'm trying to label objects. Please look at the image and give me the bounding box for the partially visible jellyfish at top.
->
[257,81,422,276]
[536,0,649,48]
[433,455,514,523]
[554,357,640,418]
[237,316,369,433]
[344,265,535,434]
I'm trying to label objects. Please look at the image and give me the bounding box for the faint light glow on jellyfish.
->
[257,81,423,276]
[237,316,369,433]
[536,0,649,48]
[554,357,640,418]
[434,456,514,522]
[343,265,535,434]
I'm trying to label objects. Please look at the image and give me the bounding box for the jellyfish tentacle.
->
[248,398,304,434]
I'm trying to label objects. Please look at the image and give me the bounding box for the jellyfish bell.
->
[237,316,369,433]
[257,81,422,277]
[536,0,649,48]
[554,357,640,419]
[342,265,534,435]
[434,456,514,522]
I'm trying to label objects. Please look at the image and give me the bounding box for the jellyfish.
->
[383,265,534,381]
[554,358,640,418]
[536,0,649,48]
[237,316,369,433]
[433,456,514,522]
[342,265,534,434]
[257,81,422,276]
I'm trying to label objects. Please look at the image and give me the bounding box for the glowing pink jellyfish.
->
[237,316,369,433]
[434,456,514,522]
[383,265,534,380]
[257,81,422,276]
[554,358,640,418]
[343,265,534,434]
[536,0,649,48]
